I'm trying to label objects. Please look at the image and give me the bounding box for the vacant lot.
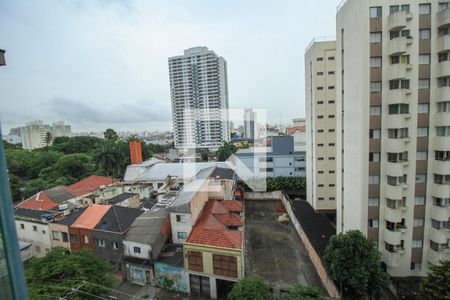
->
[244,199,326,294]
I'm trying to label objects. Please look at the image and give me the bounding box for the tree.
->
[26,247,115,299]
[285,284,324,300]
[420,260,450,299]
[93,143,125,177]
[104,128,118,141]
[323,230,389,299]
[228,277,272,300]
[217,141,237,161]
[45,131,53,149]
[54,153,94,181]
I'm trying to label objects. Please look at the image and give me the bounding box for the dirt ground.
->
[244,199,327,295]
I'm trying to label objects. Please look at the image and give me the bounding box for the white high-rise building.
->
[51,121,71,138]
[336,0,450,276]
[169,47,230,150]
[305,38,337,214]
[244,108,257,140]
[20,120,52,150]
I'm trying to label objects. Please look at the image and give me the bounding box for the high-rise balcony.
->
[386,114,410,130]
[435,111,449,125]
[388,36,413,55]
[428,247,450,265]
[435,86,450,101]
[431,204,450,222]
[436,60,450,78]
[388,11,412,31]
[430,227,450,244]
[386,138,410,153]
[386,161,408,177]
[383,248,404,267]
[437,8,450,28]
[437,34,450,53]
[386,63,412,81]
[385,206,406,223]
[433,136,450,153]
[384,227,404,244]
[386,183,408,200]
[432,182,450,199]
[386,88,412,103]
[433,159,450,175]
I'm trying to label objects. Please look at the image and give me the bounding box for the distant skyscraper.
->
[244,108,257,140]
[20,120,52,150]
[169,46,230,150]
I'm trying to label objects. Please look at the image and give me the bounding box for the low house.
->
[154,244,189,293]
[69,204,111,251]
[16,186,74,210]
[65,175,116,201]
[184,200,244,299]
[92,206,144,272]
[104,192,140,208]
[123,208,171,285]
[48,208,87,251]
[14,208,56,257]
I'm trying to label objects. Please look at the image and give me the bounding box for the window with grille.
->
[212,254,238,278]
[188,251,203,272]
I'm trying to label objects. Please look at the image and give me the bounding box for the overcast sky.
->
[0,0,336,133]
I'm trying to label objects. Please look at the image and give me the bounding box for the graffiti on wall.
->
[154,262,189,293]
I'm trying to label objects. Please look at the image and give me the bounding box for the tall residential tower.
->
[305,38,337,214]
[169,47,230,150]
[336,0,450,276]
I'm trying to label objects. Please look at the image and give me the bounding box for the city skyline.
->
[0,0,336,133]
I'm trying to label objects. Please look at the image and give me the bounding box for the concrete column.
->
[209,277,217,299]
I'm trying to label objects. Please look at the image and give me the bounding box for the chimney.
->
[129,140,143,164]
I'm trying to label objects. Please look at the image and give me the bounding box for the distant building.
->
[19,120,72,150]
[9,127,20,136]
[51,121,72,138]
[2,134,21,145]
[286,117,306,135]
[231,135,306,177]
[169,46,230,150]
[244,108,257,140]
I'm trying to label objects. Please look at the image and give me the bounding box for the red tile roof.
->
[65,175,116,197]
[71,204,111,229]
[220,200,243,213]
[187,200,243,249]
[16,192,59,211]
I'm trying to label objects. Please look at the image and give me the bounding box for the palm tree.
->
[45,132,53,150]
[94,145,119,177]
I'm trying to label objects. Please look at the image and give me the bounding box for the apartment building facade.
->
[336,0,450,276]
[305,39,338,213]
[169,47,230,150]
[19,120,52,150]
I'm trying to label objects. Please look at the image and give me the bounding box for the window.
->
[260,167,273,172]
[329,129,335,132]
[318,143,324,147]
[370,32,382,43]
[33,225,37,232]
[317,86,323,90]
[295,155,305,161]
[188,251,203,272]
[318,184,324,187]
[389,79,410,89]
[388,104,409,114]
[369,152,380,162]
[317,57,323,61]
[295,167,305,172]
[317,72,323,75]
[438,77,450,87]
[42,230,46,235]
[417,127,429,137]
[369,176,380,184]
[412,240,423,248]
[318,197,324,201]
[329,197,335,201]
[20,223,24,230]
[434,174,450,184]
[390,30,411,40]
[70,234,78,243]
[439,2,450,11]
[370,6,382,17]
[439,52,449,62]
[437,101,450,112]
[112,242,118,249]
[176,215,186,223]
[387,175,407,186]
[177,232,187,239]
[388,152,408,162]
[328,143,335,146]
[390,4,410,14]
[419,54,430,64]
[328,86,335,90]
[317,129,324,133]
[435,150,450,161]
[368,197,379,206]
[329,157,335,160]
[419,29,431,40]
[418,103,429,113]
[212,254,238,278]
[370,57,382,68]
[370,81,381,92]
[433,197,450,207]
[328,71,335,75]
[368,219,379,228]
[83,235,89,244]
[259,157,273,162]
[329,170,335,174]
[62,232,69,243]
[416,174,427,183]
[414,196,425,206]
[413,218,424,227]
[370,106,381,116]
[133,246,141,254]
[370,129,381,139]
[317,101,324,104]
[97,239,105,247]
[328,115,335,118]
[436,126,450,136]
[417,151,428,160]
[419,4,431,15]
[419,79,430,90]
[52,231,59,241]
[388,128,408,139]
[328,56,335,60]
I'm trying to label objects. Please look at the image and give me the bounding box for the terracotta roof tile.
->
[187,200,243,249]
[220,200,243,212]
[16,192,59,211]
[65,175,116,197]
[71,204,111,229]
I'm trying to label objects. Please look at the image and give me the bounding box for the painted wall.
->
[170,213,193,244]
[92,230,125,271]
[48,223,71,250]
[15,220,52,257]
[69,228,94,251]
[123,240,152,260]
[154,262,189,293]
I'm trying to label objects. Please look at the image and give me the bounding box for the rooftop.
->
[16,192,58,211]
[186,200,243,249]
[56,208,87,226]
[95,206,144,233]
[14,208,55,221]
[65,175,116,197]
[71,204,111,229]
[157,244,184,268]
[105,192,138,205]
